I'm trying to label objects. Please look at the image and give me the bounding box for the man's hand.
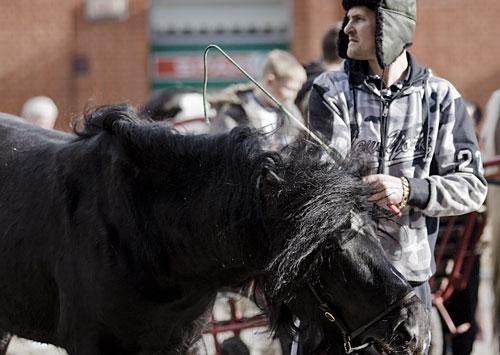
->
[362,174,404,216]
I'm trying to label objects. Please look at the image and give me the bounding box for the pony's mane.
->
[74,104,271,166]
[266,150,377,303]
[76,104,147,138]
[257,149,383,353]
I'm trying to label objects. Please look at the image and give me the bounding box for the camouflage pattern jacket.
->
[309,53,487,282]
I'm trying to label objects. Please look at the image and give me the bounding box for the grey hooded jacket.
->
[309,54,487,281]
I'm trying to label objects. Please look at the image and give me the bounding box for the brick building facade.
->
[0,0,149,130]
[1,0,499,130]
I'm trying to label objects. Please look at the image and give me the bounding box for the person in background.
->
[307,1,487,353]
[443,100,484,355]
[209,49,306,151]
[20,96,58,130]
[140,89,215,134]
[466,101,483,145]
[481,89,500,353]
[295,23,343,117]
[481,90,500,161]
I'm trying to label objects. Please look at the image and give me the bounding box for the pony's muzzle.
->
[367,295,430,355]
[392,296,431,354]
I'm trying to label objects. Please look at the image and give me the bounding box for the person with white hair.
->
[140,89,215,135]
[21,96,58,130]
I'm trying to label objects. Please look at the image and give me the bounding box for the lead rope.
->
[202,44,333,156]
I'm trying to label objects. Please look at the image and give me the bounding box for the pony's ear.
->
[260,156,283,191]
[77,104,138,137]
[255,156,282,210]
[264,169,284,186]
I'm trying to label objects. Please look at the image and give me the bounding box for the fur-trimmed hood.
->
[338,0,417,68]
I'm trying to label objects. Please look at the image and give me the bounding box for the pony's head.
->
[262,153,430,354]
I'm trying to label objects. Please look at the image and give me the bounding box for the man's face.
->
[344,6,377,61]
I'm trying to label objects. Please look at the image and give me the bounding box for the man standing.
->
[309,0,486,320]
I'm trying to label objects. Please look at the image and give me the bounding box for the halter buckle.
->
[324,311,336,322]
[344,336,353,354]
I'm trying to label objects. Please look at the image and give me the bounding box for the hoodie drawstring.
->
[351,87,359,141]
[421,84,431,162]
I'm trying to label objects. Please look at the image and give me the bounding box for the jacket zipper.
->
[377,101,389,174]
[361,81,407,174]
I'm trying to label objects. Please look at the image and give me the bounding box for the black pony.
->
[0,105,428,354]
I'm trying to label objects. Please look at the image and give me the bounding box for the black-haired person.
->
[308,0,487,350]
[295,24,343,116]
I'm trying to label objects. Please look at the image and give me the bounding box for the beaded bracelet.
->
[397,176,410,210]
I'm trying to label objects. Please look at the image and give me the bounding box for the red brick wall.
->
[292,0,500,110]
[292,0,343,64]
[74,0,149,117]
[0,0,149,130]
[413,0,500,109]
[0,0,76,130]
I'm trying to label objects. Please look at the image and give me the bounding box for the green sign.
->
[150,43,288,92]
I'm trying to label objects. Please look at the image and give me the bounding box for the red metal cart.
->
[202,292,270,355]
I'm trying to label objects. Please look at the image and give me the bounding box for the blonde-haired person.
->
[209,49,306,151]
[21,96,58,130]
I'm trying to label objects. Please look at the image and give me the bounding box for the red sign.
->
[153,52,265,81]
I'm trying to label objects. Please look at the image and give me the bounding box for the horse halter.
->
[307,282,417,354]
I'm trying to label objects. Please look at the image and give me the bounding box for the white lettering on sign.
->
[153,52,265,80]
